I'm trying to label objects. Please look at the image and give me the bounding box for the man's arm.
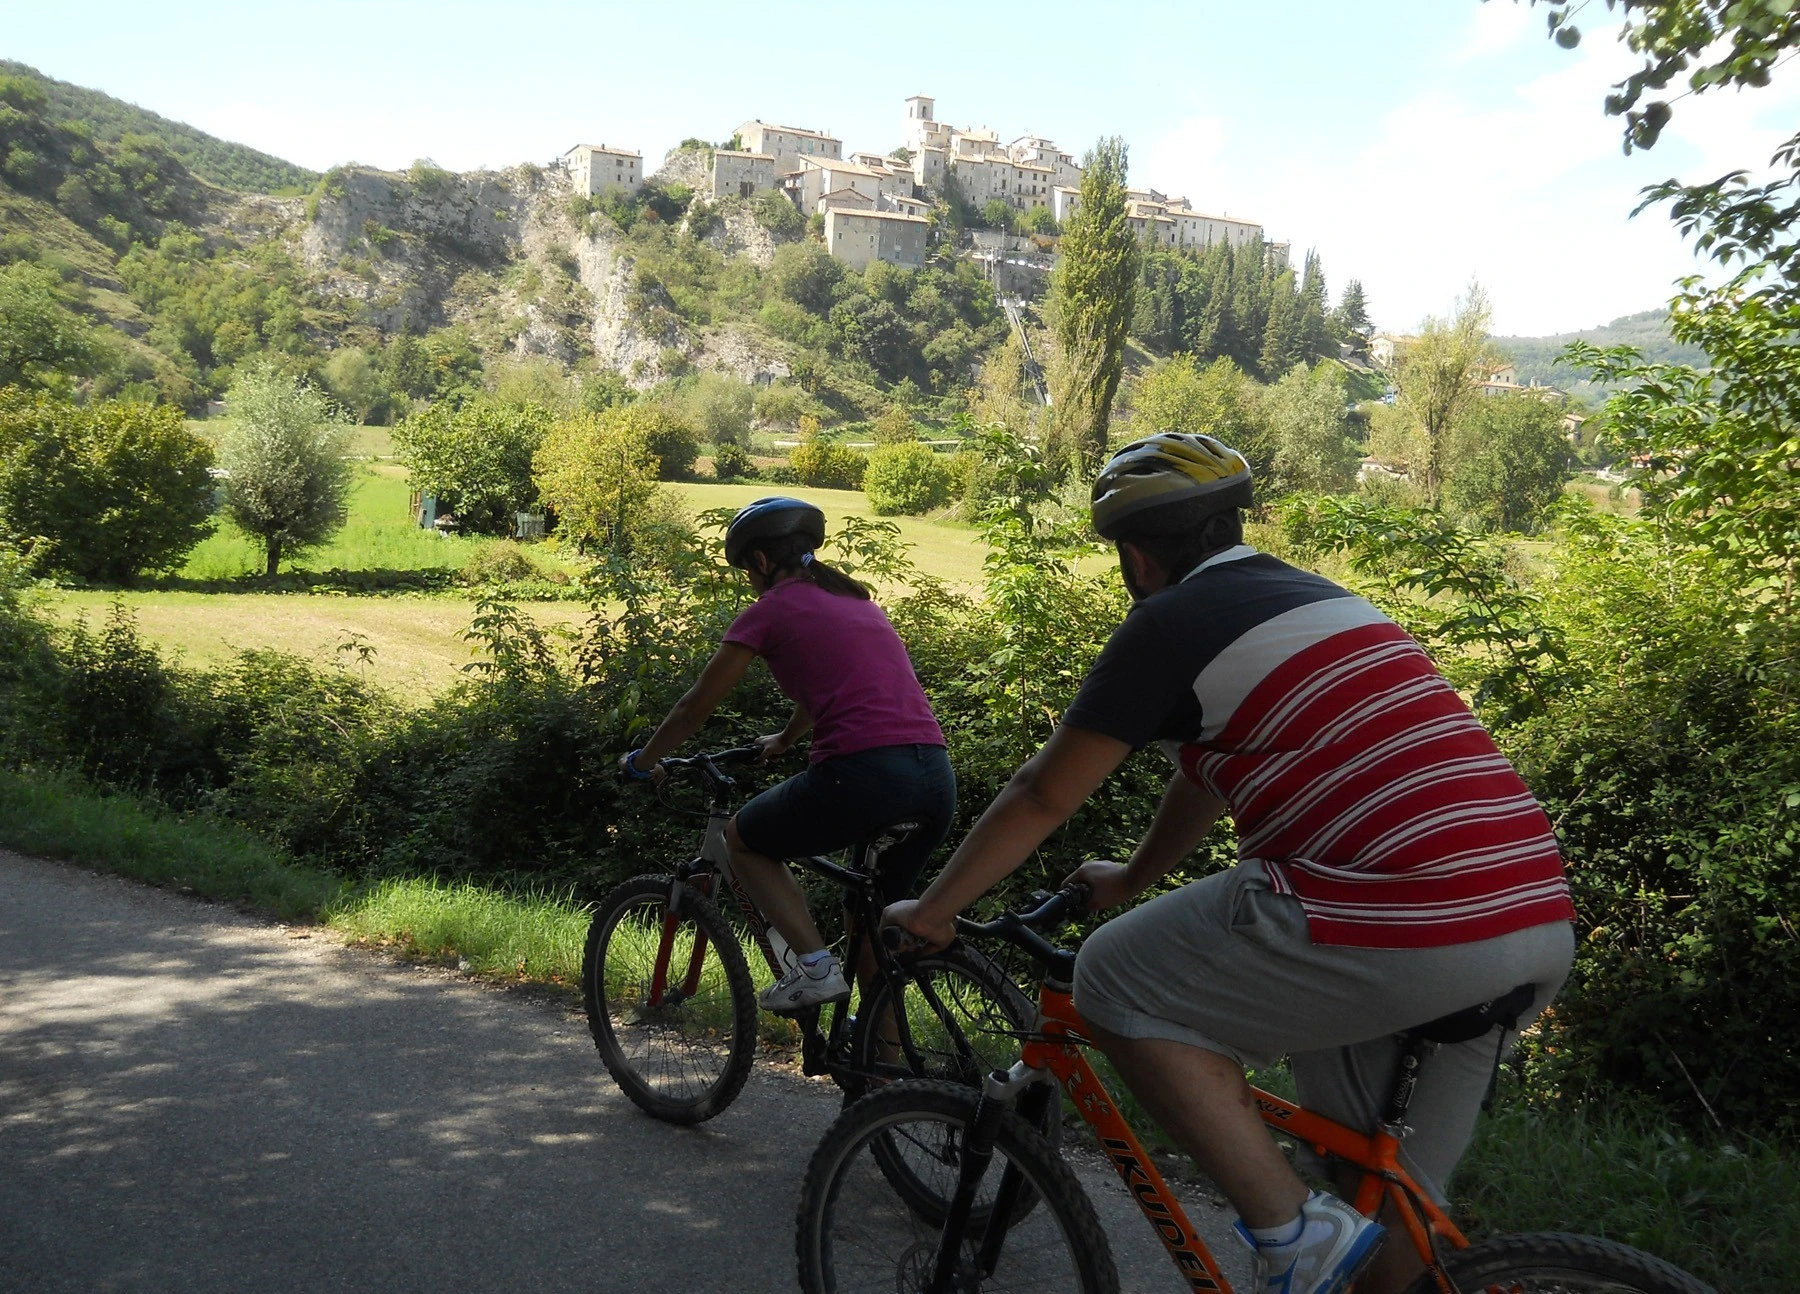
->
[1071,771,1226,909]
[887,724,1133,946]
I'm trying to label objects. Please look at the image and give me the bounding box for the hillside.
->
[0,60,315,194]
[1493,308,1706,392]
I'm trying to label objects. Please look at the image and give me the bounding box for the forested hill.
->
[0,60,315,193]
[1493,308,1706,388]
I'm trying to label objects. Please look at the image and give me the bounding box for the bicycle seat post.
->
[1382,1034,1433,1138]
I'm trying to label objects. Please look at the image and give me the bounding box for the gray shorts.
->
[1072,862,1574,1203]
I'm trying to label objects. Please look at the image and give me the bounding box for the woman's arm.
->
[627,643,758,772]
[756,702,814,762]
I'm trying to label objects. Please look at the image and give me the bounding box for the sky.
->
[6,0,1797,336]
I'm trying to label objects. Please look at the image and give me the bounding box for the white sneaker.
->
[1234,1191,1385,1294]
[758,955,850,1014]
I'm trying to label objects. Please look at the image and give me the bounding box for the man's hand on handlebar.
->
[1061,859,1137,912]
[880,898,955,955]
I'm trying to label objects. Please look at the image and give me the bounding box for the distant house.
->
[824,208,928,270]
[735,119,843,175]
[1370,333,1416,369]
[561,144,642,197]
[794,156,886,213]
[710,149,777,200]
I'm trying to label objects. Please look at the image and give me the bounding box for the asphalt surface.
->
[0,852,1250,1292]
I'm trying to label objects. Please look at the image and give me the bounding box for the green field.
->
[669,481,992,587]
[34,469,998,698]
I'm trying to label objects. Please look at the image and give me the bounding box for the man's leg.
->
[725,817,826,953]
[1082,1021,1308,1228]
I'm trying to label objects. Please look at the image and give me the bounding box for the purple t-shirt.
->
[722,578,945,763]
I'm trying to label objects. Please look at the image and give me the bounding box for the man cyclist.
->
[884,433,1575,1294]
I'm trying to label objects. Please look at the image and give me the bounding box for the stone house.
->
[710,149,777,200]
[561,144,643,197]
[825,208,928,270]
[795,156,885,213]
[735,120,842,175]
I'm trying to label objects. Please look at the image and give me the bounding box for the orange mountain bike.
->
[795,886,1715,1294]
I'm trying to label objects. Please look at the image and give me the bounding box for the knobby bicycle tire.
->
[583,873,758,1125]
[847,942,1059,1223]
[796,1081,1116,1294]
[1404,1231,1717,1294]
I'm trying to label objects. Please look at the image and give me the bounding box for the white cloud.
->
[1452,0,1539,66]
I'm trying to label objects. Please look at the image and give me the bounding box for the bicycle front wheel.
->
[796,1081,1116,1294]
[583,873,757,1125]
[849,943,1059,1222]
[1408,1232,1716,1294]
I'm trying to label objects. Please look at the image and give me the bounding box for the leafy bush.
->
[634,404,701,478]
[391,399,553,535]
[675,371,753,446]
[460,540,543,586]
[0,388,214,581]
[711,440,754,481]
[532,406,661,548]
[752,191,804,237]
[789,439,866,490]
[863,441,950,515]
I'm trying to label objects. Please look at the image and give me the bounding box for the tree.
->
[391,400,553,535]
[1336,279,1371,334]
[217,363,352,576]
[769,241,841,313]
[677,371,753,446]
[1047,136,1139,472]
[1393,283,1493,506]
[1298,250,1332,364]
[872,405,917,444]
[980,198,1017,233]
[788,439,866,490]
[751,190,804,238]
[320,347,391,424]
[0,388,213,581]
[1536,0,1800,150]
[1263,361,1359,495]
[635,404,702,478]
[0,262,105,392]
[1258,270,1303,378]
[1443,393,1570,533]
[532,406,662,550]
[1022,205,1058,236]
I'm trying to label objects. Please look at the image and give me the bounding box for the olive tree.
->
[218,363,352,576]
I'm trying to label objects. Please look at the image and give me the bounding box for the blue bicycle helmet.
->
[724,496,826,568]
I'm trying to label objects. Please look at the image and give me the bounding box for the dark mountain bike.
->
[583,745,1058,1181]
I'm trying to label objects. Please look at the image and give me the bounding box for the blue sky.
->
[8,1,1796,334]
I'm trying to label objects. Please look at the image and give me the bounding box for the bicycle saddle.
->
[1405,982,1537,1045]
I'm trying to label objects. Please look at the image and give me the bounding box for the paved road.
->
[0,853,1249,1292]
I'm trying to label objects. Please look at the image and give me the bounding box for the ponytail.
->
[747,534,870,600]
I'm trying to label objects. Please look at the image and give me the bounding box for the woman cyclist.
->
[619,496,956,1013]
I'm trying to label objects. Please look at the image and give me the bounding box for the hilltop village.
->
[558,95,1288,272]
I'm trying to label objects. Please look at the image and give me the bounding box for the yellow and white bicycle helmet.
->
[1090,433,1253,539]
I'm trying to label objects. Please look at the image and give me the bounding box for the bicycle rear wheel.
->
[1407,1232,1716,1294]
[849,943,1059,1222]
[583,873,757,1125]
[796,1081,1115,1294]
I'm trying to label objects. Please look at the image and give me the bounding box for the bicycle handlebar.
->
[879,883,1092,957]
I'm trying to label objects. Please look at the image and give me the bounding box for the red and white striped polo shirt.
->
[1061,546,1573,948]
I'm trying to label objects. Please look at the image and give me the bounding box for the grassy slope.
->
[0,59,316,194]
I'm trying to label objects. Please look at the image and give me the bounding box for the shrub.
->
[864,441,950,515]
[752,190,804,238]
[460,540,544,586]
[711,440,755,481]
[752,382,812,427]
[788,439,865,490]
[0,388,214,582]
[679,371,753,446]
[872,406,917,444]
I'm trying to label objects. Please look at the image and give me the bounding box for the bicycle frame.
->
[1007,983,1470,1294]
[644,806,966,1086]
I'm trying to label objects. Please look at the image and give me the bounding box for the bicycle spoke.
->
[602,900,739,1104]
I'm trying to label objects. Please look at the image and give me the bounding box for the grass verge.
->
[0,768,342,919]
[1454,1102,1791,1293]
[328,877,590,989]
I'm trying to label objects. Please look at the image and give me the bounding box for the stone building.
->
[735,120,842,175]
[794,156,887,213]
[561,144,643,197]
[710,149,777,200]
[825,208,928,270]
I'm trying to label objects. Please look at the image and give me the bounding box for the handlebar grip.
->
[880,924,927,954]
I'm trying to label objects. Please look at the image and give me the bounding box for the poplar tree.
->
[1047,136,1138,472]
